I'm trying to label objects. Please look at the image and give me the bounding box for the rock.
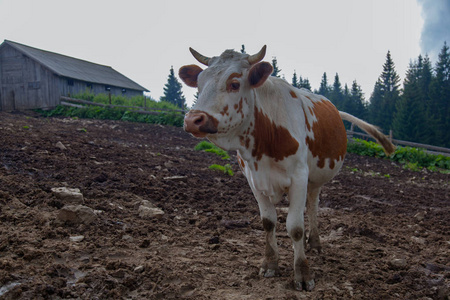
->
[411,236,426,245]
[122,235,133,241]
[389,258,407,269]
[58,205,97,224]
[163,175,188,182]
[51,187,84,204]
[414,211,426,222]
[55,141,67,150]
[69,235,85,242]
[134,266,145,273]
[138,205,164,219]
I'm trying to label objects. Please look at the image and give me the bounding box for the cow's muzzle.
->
[184,110,218,138]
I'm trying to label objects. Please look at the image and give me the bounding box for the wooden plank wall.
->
[58,78,143,98]
[0,44,144,111]
[0,44,60,111]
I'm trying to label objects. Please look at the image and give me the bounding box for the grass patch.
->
[347,138,450,172]
[209,164,234,176]
[194,141,230,160]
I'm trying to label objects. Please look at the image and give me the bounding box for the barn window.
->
[67,79,74,86]
[122,88,127,94]
[105,85,111,91]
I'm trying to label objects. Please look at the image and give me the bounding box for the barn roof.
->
[1,40,149,92]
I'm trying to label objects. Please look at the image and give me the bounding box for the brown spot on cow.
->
[262,218,275,232]
[303,110,311,131]
[236,98,244,118]
[290,90,298,98]
[305,100,347,169]
[237,155,246,170]
[290,227,304,242]
[254,162,258,171]
[220,105,229,116]
[252,107,299,161]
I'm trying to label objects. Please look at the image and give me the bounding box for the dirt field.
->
[0,111,449,300]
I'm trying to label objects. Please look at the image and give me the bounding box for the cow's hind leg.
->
[287,175,315,291]
[256,193,279,277]
[307,185,322,253]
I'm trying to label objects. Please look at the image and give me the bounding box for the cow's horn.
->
[248,45,267,65]
[189,47,210,66]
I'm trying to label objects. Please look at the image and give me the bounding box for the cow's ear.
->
[248,62,273,88]
[179,65,203,88]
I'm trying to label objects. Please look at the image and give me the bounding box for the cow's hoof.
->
[259,268,278,278]
[308,237,322,254]
[294,279,315,291]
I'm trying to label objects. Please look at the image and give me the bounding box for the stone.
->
[69,235,85,242]
[51,187,84,204]
[138,205,164,219]
[163,176,188,182]
[389,258,407,269]
[134,266,145,273]
[55,141,67,150]
[58,205,96,224]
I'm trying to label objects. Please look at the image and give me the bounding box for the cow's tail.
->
[339,111,396,156]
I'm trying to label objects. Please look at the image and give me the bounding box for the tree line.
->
[161,42,449,148]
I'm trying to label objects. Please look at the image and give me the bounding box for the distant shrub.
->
[347,138,450,172]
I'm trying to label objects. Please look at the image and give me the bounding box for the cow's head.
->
[179,46,273,148]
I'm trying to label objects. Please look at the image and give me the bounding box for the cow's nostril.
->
[194,115,204,125]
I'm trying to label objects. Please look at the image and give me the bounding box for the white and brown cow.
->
[179,46,395,291]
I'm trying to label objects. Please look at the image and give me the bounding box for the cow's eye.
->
[229,81,240,92]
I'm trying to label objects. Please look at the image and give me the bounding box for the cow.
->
[179,45,395,291]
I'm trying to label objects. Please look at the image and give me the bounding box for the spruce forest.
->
[291,42,450,148]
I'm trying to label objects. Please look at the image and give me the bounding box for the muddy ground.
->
[0,111,448,300]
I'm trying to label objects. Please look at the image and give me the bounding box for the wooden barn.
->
[0,40,149,111]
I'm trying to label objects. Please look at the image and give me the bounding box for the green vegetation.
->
[347,138,450,172]
[209,164,234,176]
[194,141,230,160]
[194,141,233,176]
[37,91,185,127]
[160,66,186,109]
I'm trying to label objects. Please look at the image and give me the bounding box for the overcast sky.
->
[1,0,446,107]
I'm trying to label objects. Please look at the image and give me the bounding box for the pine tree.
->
[369,80,384,126]
[392,59,427,142]
[299,76,311,91]
[429,42,450,147]
[271,57,281,77]
[318,72,330,97]
[330,73,344,109]
[349,80,366,119]
[368,51,401,132]
[160,66,186,108]
[240,45,246,54]
[292,71,299,88]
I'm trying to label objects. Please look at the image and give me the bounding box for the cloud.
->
[417,0,450,60]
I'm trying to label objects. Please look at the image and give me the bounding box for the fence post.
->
[389,130,393,142]
[348,123,354,139]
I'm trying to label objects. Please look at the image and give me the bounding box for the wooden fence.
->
[60,96,450,156]
[347,124,450,156]
[60,96,187,115]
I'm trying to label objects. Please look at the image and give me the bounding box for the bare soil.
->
[0,111,449,300]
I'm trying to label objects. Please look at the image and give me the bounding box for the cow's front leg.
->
[287,176,315,291]
[256,194,279,277]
